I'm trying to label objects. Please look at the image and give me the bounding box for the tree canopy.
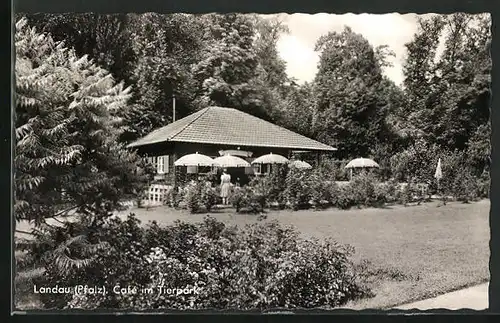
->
[18,12,491,176]
[15,17,150,226]
[401,13,491,172]
[311,27,400,160]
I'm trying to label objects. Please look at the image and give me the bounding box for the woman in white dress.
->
[220,169,232,205]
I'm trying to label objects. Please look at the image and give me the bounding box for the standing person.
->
[220,169,232,205]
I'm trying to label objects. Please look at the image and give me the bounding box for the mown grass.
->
[15,199,490,310]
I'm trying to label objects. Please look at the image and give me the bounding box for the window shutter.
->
[164,155,169,174]
[157,156,164,174]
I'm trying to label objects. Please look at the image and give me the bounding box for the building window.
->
[144,155,169,174]
[158,156,165,174]
[253,164,270,175]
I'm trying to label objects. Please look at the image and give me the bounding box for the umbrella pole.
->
[437,178,446,206]
[350,168,353,181]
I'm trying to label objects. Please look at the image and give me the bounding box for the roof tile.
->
[128,106,336,152]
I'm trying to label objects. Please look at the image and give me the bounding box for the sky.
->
[273,13,427,87]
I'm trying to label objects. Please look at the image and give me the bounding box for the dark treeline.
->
[19,12,491,180]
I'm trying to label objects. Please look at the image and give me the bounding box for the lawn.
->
[113,199,490,309]
[15,199,490,310]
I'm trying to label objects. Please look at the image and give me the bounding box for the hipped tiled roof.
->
[127,106,336,152]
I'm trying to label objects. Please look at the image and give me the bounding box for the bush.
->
[309,173,338,209]
[376,180,398,204]
[200,183,218,212]
[446,168,480,203]
[184,181,203,213]
[333,185,358,210]
[318,157,349,181]
[477,171,490,199]
[31,214,152,309]
[230,186,265,214]
[344,173,385,208]
[179,181,218,213]
[230,186,247,212]
[266,165,288,206]
[284,167,312,210]
[59,217,370,310]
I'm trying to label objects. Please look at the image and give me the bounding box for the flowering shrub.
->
[230,186,247,212]
[342,173,385,208]
[333,185,358,210]
[37,216,370,310]
[165,186,185,208]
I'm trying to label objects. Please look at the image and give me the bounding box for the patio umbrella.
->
[289,160,313,170]
[345,157,379,181]
[213,155,250,168]
[251,152,289,165]
[174,152,214,167]
[345,157,380,169]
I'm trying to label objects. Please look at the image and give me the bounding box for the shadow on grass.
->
[353,259,421,301]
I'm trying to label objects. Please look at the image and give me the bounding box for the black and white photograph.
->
[13,11,491,312]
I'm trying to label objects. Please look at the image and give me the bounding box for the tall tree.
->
[312,27,395,159]
[23,13,136,85]
[125,13,206,141]
[402,13,491,158]
[192,14,272,117]
[252,15,290,92]
[278,82,315,137]
[15,18,149,226]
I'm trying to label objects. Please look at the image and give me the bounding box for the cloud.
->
[275,13,421,86]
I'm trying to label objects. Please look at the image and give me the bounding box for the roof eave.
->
[168,138,336,152]
[127,139,336,152]
[127,139,169,148]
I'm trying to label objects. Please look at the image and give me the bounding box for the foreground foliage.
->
[15,18,150,225]
[29,216,369,310]
[15,19,151,295]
